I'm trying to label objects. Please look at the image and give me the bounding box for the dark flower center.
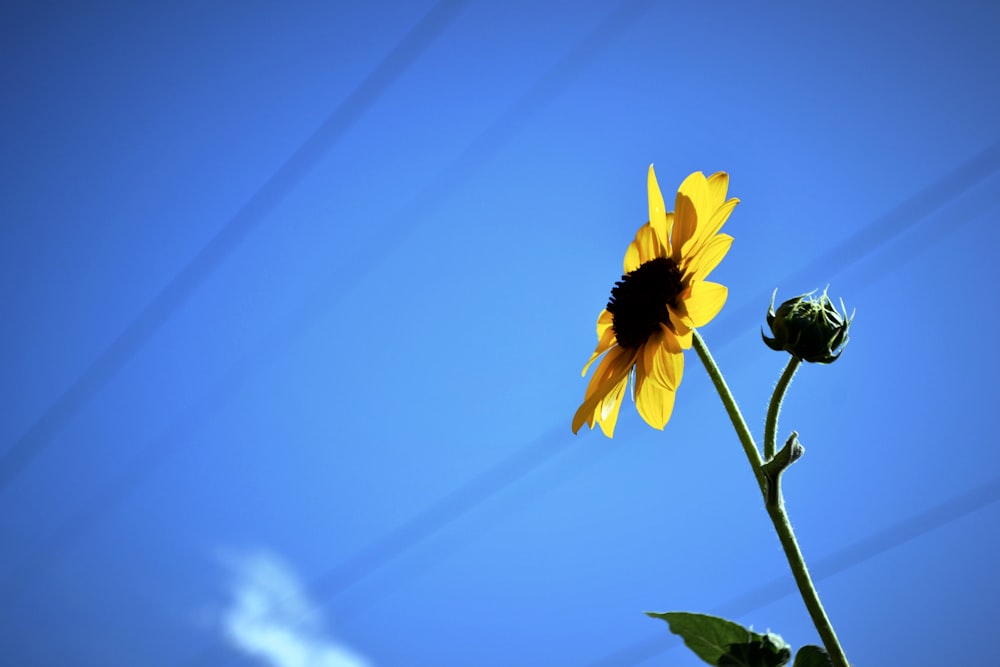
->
[607,257,684,349]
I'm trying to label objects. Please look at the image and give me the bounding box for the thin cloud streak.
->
[0,0,469,494]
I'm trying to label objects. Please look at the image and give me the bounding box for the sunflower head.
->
[572,165,739,437]
[762,288,853,364]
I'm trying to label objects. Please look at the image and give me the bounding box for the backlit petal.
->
[647,165,668,240]
[652,330,684,390]
[677,171,710,208]
[685,280,728,327]
[690,197,738,253]
[661,211,675,254]
[624,240,640,273]
[636,222,664,262]
[581,350,603,378]
[573,376,610,433]
[626,223,665,272]
[635,373,676,430]
[673,172,709,253]
[637,329,659,380]
[638,329,675,389]
[572,398,594,433]
[597,374,630,437]
[599,372,629,421]
[581,311,618,376]
[706,172,729,210]
[687,233,733,282]
[573,346,635,434]
[596,309,613,339]
[585,346,631,399]
[672,193,698,263]
[666,315,693,349]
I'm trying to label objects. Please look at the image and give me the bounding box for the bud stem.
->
[692,330,851,667]
[765,356,801,461]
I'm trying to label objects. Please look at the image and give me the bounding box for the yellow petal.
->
[573,375,607,433]
[581,345,611,378]
[624,241,640,274]
[647,165,668,241]
[583,346,630,399]
[573,347,634,434]
[687,233,733,282]
[653,330,684,390]
[662,211,675,254]
[625,222,668,272]
[672,193,698,264]
[684,280,728,328]
[582,311,617,376]
[596,309,613,339]
[706,172,729,210]
[598,373,629,437]
[674,172,709,250]
[572,397,596,434]
[572,383,608,434]
[666,315,693,349]
[690,197,739,254]
[638,330,680,390]
[639,332,660,384]
[635,373,676,430]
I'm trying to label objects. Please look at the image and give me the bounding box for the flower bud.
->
[762,288,853,363]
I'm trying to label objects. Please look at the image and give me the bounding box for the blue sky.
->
[2,1,999,665]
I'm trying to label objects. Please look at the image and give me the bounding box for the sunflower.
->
[572,166,739,437]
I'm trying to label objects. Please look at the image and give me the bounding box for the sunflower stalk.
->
[692,330,850,667]
[690,330,766,495]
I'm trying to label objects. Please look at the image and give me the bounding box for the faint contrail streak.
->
[0,0,470,493]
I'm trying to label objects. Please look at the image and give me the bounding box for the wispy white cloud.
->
[221,551,370,667]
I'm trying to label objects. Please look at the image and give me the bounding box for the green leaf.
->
[792,645,832,667]
[646,612,791,667]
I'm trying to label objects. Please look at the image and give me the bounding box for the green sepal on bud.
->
[762,288,853,363]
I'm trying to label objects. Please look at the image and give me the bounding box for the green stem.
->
[691,330,765,495]
[692,330,850,667]
[764,356,800,461]
[767,490,851,667]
